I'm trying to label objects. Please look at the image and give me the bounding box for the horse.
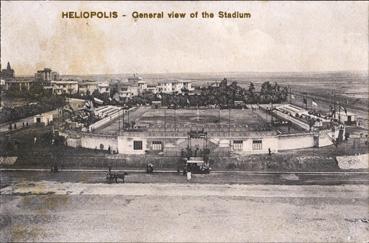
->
[106,170,128,183]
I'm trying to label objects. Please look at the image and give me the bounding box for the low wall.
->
[62,128,338,155]
[81,134,118,152]
[278,133,314,150]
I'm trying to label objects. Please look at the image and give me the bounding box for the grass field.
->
[138,108,270,130]
[95,106,303,135]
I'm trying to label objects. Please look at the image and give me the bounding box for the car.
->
[183,157,211,174]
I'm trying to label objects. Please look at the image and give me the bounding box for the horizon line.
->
[12,70,369,78]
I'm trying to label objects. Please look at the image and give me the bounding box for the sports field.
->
[95,106,276,134]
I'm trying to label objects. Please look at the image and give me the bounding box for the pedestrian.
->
[9,124,12,130]
[26,122,29,127]
[14,123,17,129]
[33,136,37,144]
[22,122,25,128]
[108,146,111,154]
[268,148,271,156]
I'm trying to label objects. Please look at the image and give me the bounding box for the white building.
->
[334,111,357,125]
[33,111,55,125]
[51,80,79,95]
[146,85,158,94]
[127,74,143,85]
[119,86,138,99]
[98,83,110,94]
[157,80,194,94]
[138,80,147,93]
[78,81,98,95]
[157,81,174,93]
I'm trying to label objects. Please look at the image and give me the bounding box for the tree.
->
[29,82,46,98]
[248,82,255,94]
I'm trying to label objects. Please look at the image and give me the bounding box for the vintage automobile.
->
[183,157,211,174]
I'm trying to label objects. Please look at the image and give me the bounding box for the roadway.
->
[1,169,368,186]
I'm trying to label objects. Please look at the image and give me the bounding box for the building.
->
[4,79,34,91]
[127,74,142,85]
[79,81,98,95]
[157,81,174,93]
[51,71,60,81]
[33,111,55,125]
[138,80,147,93]
[146,85,158,94]
[51,80,79,95]
[35,68,59,85]
[98,83,110,94]
[157,80,194,94]
[119,86,138,99]
[0,62,15,80]
[334,111,357,125]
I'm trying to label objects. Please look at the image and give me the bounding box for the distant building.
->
[119,86,138,99]
[98,83,110,94]
[35,68,59,84]
[138,80,147,93]
[157,81,174,93]
[51,80,79,95]
[51,71,60,81]
[146,85,158,94]
[4,79,34,91]
[79,81,98,95]
[1,62,15,80]
[157,80,194,94]
[334,111,357,125]
[127,74,142,85]
[34,111,54,125]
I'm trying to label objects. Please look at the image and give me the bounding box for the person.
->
[268,148,271,156]
[9,124,12,130]
[108,146,111,154]
[22,122,25,128]
[26,122,29,127]
[146,163,154,173]
[14,123,17,129]
[33,136,37,144]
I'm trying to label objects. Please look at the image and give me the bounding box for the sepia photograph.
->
[0,1,368,242]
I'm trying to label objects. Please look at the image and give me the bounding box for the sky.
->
[1,1,368,75]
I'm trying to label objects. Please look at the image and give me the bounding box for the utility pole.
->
[218,108,221,135]
[127,108,130,129]
[118,108,121,132]
[174,107,177,133]
[228,106,231,137]
[164,108,166,138]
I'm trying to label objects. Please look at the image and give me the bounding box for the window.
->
[252,140,262,150]
[233,140,243,150]
[133,141,143,150]
[152,141,163,151]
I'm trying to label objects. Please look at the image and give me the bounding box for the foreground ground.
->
[1,182,368,242]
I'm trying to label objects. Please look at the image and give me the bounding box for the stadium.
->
[62,103,342,157]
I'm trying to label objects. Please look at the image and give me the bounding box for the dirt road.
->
[1,182,368,242]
